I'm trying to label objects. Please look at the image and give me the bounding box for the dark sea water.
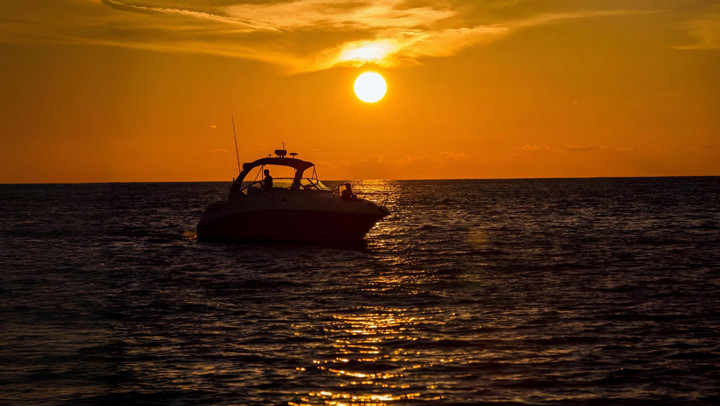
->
[1,178,719,405]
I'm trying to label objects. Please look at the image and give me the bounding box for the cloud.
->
[223,0,453,31]
[0,0,666,72]
[102,0,283,32]
[513,144,649,153]
[565,144,599,152]
[676,4,720,50]
[513,144,551,152]
[319,150,475,169]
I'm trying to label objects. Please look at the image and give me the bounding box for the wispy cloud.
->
[0,0,670,72]
[513,144,551,152]
[223,0,452,31]
[676,4,720,49]
[565,144,600,152]
[317,150,482,178]
[102,0,283,32]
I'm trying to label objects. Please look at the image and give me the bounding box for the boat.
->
[196,148,389,242]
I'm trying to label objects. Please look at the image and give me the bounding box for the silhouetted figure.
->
[263,169,273,190]
[341,183,356,200]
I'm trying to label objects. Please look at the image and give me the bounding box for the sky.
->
[1,0,719,182]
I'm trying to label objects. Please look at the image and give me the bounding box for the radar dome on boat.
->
[275,149,287,157]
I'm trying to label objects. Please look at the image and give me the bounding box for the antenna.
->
[275,141,288,157]
[231,115,241,173]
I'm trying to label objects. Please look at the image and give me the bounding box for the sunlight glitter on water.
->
[292,306,451,405]
[290,391,425,406]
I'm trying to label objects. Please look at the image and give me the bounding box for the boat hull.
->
[198,208,384,242]
[196,190,388,242]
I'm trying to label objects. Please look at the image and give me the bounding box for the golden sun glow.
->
[354,72,387,103]
[2,1,719,183]
[338,41,395,66]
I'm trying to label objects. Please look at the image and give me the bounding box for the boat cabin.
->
[229,155,331,196]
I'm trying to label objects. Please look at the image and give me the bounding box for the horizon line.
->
[2,175,719,186]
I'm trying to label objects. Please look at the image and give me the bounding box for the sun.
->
[354,72,387,103]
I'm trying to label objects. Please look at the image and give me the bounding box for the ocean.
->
[1,178,718,405]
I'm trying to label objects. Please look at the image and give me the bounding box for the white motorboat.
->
[197,149,389,242]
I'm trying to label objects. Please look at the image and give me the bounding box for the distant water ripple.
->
[1,178,719,405]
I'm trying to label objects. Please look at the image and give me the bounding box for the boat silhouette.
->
[197,149,389,242]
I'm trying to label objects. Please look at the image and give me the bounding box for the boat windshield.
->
[240,178,331,195]
[239,165,331,195]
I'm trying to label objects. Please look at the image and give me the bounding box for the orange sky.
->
[1,0,719,182]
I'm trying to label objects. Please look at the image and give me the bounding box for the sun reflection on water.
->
[288,180,457,404]
[291,305,448,405]
[350,180,399,208]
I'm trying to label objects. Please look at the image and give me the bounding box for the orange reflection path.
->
[290,305,446,405]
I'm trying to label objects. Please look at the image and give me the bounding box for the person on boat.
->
[341,183,356,200]
[263,169,273,190]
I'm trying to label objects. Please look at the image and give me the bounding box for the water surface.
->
[1,178,718,405]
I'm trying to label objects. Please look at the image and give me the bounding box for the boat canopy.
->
[230,157,315,193]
